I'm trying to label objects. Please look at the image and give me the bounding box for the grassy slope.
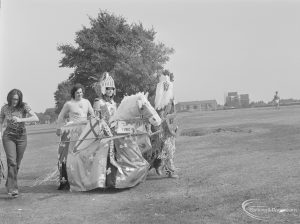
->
[0,106,299,224]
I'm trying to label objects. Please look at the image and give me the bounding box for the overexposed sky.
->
[1,0,300,112]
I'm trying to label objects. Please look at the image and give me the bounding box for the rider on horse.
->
[93,72,117,124]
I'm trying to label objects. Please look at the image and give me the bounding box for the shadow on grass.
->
[19,184,131,195]
[146,175,168,181]
[0,194,16,200]
[20,184,61,194]
[180,127,252,137]
[86,187,130,194]
[0,185,131,202]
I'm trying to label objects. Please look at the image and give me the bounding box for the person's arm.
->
[13,111,39,122]
[165,114,177,137]
[93,98,101,118]
[0,123,2,141]
[12,104,39,123]
[0,106,4,140]
[57,102,69,127]
[55,102,69,136]
[87,100,95,118]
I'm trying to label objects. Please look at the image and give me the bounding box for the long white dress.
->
[57,98,94,190]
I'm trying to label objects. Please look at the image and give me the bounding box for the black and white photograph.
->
[0,0,300,223]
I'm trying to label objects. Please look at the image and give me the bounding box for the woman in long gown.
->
[56,83,95,190]
[92,72,120,188]
[91,73,154,189]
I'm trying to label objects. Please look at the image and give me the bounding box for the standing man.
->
[273,91,280,110]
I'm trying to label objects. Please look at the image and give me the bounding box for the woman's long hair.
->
[7,89,25,109]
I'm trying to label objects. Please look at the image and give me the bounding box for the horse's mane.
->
[111,92,148,121]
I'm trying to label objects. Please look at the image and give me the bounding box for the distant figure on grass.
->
[56,83,95,190]
[272,91,280,110]
[0,89,39,198]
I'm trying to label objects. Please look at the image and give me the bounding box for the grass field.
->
[0,106,299,224]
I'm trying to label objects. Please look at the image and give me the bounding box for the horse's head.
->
[136,92,161,126]
[112,92,161,126]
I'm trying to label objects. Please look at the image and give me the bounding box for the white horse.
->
[65,92,162,191]
[111,92,161,126]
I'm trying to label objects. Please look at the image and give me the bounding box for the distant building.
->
[228,92,238,97]
[277,98,300,106]
[176,100,218,112]
[225,92,250,108]
[226,92,240,108]
[240,94,250,107]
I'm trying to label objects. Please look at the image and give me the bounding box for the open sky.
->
[1,0,300,112]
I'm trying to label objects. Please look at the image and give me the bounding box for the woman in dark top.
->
[0,89,39,197]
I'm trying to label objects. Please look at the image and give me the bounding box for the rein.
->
[58,130,161,143]
[57,105,176,144]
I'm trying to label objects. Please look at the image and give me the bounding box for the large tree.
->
[44,108,58,123]
[55,10,174,113]
[54,80,73,114]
